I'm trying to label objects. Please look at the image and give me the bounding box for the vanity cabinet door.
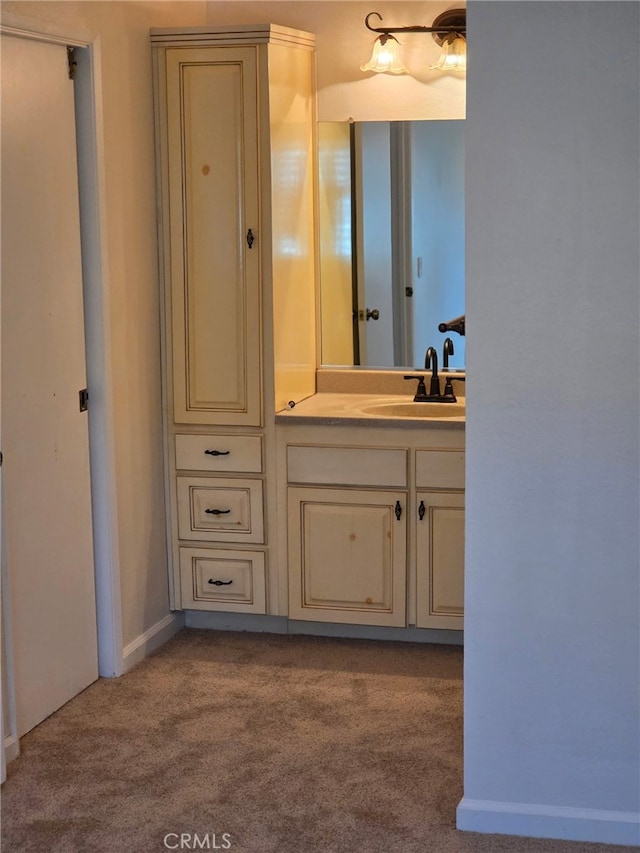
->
[288,487,407,627]
[164,46,261,426]
[415,490,464,630]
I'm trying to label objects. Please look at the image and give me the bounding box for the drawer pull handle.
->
[204,449,230,457]
[208,579,233,586]
[418,500,426,521]
[205,508,231,515]
[246,228,255,249]
[395,500,402,521]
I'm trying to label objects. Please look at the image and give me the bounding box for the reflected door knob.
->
[366,308,380,321]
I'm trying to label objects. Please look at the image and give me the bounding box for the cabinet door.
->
[416,491,464,629]
[288,487,406,627]
[165,47,261,426]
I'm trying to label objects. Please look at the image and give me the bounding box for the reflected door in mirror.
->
[319,120,465,370]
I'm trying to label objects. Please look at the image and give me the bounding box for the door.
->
[354,122,395,366]
[1,34,98,737]
[410,121,465,368]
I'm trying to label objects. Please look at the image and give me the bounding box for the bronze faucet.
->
[424,347,441,397]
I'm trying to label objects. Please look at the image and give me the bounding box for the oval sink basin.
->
[360,401,465,419]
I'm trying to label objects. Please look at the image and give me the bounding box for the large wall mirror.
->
[319,120,465,370]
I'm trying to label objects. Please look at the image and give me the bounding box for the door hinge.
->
[67,47,77,80]
[79,388,89,412]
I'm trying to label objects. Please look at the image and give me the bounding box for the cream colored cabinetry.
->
[415,450,465,630]
[177,476,264,544]
[280,427,464,631]
[174,434,266,613]
[153,25,316,613]
[163,45,261,427]
[286,444,407,626]
[288,487,407,627]
[179,547,266,612]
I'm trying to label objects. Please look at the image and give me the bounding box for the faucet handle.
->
[403,375,428,401]
[442,376,457,402]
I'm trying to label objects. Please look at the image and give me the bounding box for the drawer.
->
[175,434,262,473]
[287,445,407,487]
[415,450,465,490]
[177,477,264,543]
[179,547,266,613]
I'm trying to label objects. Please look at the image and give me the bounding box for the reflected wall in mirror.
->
[319,120,465,370]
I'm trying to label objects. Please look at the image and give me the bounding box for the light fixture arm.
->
[364,10,466,44]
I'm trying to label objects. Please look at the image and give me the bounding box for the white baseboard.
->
[4,732,20,766]
[457,797,640,848]
[122,612,184,673]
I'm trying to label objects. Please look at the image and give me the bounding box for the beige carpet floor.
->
[1,629,630,853]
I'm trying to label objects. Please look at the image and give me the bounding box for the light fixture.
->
[360,33,408,75]
[361,9,467,75]
[430,29,467,71]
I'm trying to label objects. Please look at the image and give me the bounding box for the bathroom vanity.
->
[276,376,465,633]
[152,25,465,642]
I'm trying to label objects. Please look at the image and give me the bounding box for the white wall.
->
[204,1,466,121]
[460,1,639,846]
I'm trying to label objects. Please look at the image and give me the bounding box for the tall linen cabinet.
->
[152,25,317,618]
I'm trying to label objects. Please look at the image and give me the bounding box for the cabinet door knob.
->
[204,508,231,515]
[395,500,402,521]
[418,500,426,521]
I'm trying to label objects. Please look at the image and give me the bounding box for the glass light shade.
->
[360,35,408,75]
[430,33,467,72]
